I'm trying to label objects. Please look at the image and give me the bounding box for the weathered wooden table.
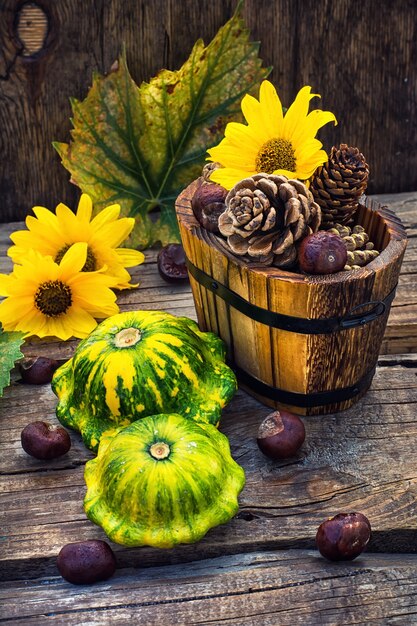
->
[1,192,417,625]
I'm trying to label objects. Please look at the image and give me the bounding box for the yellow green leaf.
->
[54,5,270,248]
[0,329,24,397]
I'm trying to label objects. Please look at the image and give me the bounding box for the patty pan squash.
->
[52,310,237,451]
[83,413,245,548]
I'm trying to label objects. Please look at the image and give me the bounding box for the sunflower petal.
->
[291,109,337,146]
[0,274,14,296]
[258,80,284,137]
[76,194,93,222]
[115,248,145,267]
[210,167,258,190]
[90,218,135,248]
[281,86,318,141]
[59,242,88,276]
[90,204,121,230]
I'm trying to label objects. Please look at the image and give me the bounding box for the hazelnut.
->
[257,410,305,460]
[19,356,60,385]
[191,182,227,233]
[157,243,189,282]
[298,231,347,274]
[57,540,116,584]
[21,421,71,460]
[316,512,371,561]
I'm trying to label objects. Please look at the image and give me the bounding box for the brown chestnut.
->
[19,356,60,384]
[21,421,71,460]
[157,243,189,282]
[57,540,116,585]
[298,231,347,274]
[257,410,305,460]
[191,182,227,233]
[316,512,371,561]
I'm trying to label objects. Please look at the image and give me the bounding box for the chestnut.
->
[191,182,227,233]
[157,243,189,282]
[21,421,71,460]
[19,356,60,385]
[257,410,305,460]
[316,512,371,561]
[298,231,347,274]
[57,540,116,585]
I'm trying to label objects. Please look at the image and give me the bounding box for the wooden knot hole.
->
[15,2,49,57]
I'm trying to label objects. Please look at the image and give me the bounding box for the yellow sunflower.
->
[0,243,119,340]
[8,194,145,290]
[207,81,337,190]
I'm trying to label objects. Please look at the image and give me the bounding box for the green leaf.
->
[0,329,24,397]
[54,6,270,248]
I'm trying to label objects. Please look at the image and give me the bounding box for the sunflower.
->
[207,81,337,190]
[0,243,119,340]
[8,194,145,290]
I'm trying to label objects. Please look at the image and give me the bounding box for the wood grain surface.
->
[2,550,417,625]
[2,356,417,584]
[0,0,416,221]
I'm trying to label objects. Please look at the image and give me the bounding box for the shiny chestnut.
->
[21,421,71,460]
[257,410,305,460]
[298,231,347,274]
[19,356,60,384]
[157,243,189,282]
[316,512,371,561]
[191,182,227,233]
[57,540,117,584]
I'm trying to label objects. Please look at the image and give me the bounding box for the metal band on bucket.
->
[233,363,376,408]
[186,259,396,335]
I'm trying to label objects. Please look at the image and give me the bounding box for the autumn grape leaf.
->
[0,329,24,397]
[53,5,270,248]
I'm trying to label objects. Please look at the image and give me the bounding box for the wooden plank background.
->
[0,0,416,222]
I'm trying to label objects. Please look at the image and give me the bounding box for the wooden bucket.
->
[175,179,408,415]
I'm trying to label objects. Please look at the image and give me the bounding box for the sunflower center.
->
[55,244,97,272]
[34,280,72,317]
[255,138,296,174]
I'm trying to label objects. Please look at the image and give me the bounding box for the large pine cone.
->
[310,144,369,228]
[218,174,321,267]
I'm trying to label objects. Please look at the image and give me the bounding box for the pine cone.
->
[202,162,222,182]
[310,144,369,228]
[328,223,380,270]
[218,174,321,267]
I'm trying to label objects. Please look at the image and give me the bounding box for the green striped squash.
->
[83,413,245,548]
[52,310,237,451]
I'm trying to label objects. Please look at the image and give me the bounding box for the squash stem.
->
[114,327,141,348]
[149,442,170,460]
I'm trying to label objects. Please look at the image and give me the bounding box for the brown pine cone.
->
[218,174,321,267]
[310,144,370,228]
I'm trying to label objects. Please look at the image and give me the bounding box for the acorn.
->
[191,182,227,233]
[298,231,347,275]
[257,410,305,460]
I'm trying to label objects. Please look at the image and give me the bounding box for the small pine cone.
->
[310,144,370,228]
[218,174,321,267]
[329,223,380,270]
